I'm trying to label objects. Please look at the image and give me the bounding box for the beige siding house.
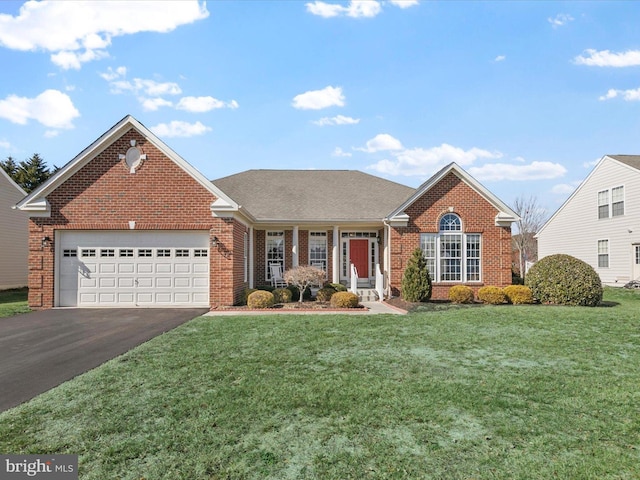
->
[0,168,28,289]
[537,155,640,285]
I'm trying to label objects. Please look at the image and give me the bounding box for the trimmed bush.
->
[272,288,292,304]
[316,286,336,302]
[328,283,348,292]
[330,291,359,308]
[526,254,602,306]
[240,288,258,305]
[448,285,474,304]
[247,290,275,309]
[287,285,312,302]
[478,286,506,305]
[401,248,432,302]
[503,285,533,305]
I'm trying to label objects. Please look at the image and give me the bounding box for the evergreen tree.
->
[1,153,56,193]
[401,248,432,302]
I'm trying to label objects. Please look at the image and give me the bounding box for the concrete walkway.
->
[205,301,406,316]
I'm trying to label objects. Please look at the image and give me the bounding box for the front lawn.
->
[0,287,29,317]
[1,288,639,479]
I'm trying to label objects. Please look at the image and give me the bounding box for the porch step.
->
[356,288,379,302]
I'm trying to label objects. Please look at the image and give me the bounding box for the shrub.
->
[328,283,347,292]
[401,248,432,302]
[287,285,312,302]
[526,254,602,306]
[247,290,275,309]
[316,286,336,302]
[240,288,258,305]
[448,285,474,304]
[330,291,359,308]
[478,286,506,305]
[272,288,292,304]
[503,285,533,305]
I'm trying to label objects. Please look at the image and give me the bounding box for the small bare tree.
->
[512,195,547,281]
[283,265,325,303]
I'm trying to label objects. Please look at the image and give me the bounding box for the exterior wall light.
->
[41,236,52,249]
[211,236,219,247]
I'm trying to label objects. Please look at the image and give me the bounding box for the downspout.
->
[383,219,392,298]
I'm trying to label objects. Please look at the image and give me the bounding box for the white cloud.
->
[389,0,419,8]
[150,120,211,138]
[357,133,403,153]
[574,49,640,67]
[551,182,580,195]
[44,130,60,138]
[176,96,239,112]
[306,0,382,18]
[313,115,360,126]
[599,87,640,101]
[332,147,352,157]
[292,86,345,110]
[468,161,567,181]
[0,1,209,69]
[99,66,127,82]
[0,139,11,149]
[140,97,173,111]
[494,55,506,62]
[369,144,501,176]
[0,89,80,129]
[548,13,574,28]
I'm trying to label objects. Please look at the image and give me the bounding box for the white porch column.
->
[249,226,254,288]
[292,226,299,267]
[332,226,339,284]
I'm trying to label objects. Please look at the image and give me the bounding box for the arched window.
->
[420,213,481,282]
[439,213,461,231]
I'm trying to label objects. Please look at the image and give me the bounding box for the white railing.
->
[350,263,358,294]
[375,264,384,302]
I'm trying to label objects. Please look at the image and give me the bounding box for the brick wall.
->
[390,172,512,300]
[28,128,223,309]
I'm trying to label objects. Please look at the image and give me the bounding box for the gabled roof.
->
[212,169,415,223]
[386,162,519,227]
[537,154,640,238]
[15,115,238,215]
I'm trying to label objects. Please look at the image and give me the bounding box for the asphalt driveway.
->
[0,308,208,412]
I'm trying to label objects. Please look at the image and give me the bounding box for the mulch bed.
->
[214,301,367,311]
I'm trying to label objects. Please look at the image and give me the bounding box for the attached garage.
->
[57,231,210,307]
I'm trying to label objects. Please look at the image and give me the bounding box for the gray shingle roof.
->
[609,155,640,170]
[212,170,415,222]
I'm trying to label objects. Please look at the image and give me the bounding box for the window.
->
[419,214,481,282]
[100,249,114,257]
[81,249,96,257]
[599,186,624,219]
[194,249,208,258]
[266,231,284,279]
[598,190,609,219]
[119,249,134,257]
[138,249,152,257]
[175,249,190,257]
[309,231,327,272]
[63,249,77,257]
[157,249,171,257]
[612,186,624,217]
[598,240,609,268]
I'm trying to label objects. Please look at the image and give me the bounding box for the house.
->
[537,155,640,286]
[0,167,28,290]
[15,115,518,309]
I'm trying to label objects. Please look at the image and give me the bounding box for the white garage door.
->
[58,231,210,307]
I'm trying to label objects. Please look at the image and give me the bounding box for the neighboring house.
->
[15,115,518,309]
[0,167,28,289]
[537,155,640,286]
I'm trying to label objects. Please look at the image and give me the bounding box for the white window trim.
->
[597,239,609,269]
[309,231,328,273]
[266,231,285,280]
[598,185,624,219]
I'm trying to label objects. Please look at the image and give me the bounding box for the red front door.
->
[350,239,369,278]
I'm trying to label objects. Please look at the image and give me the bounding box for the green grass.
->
[1,287,639,479]
[0,287,29,317]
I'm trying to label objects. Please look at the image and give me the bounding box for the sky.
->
[1,0,639,214]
